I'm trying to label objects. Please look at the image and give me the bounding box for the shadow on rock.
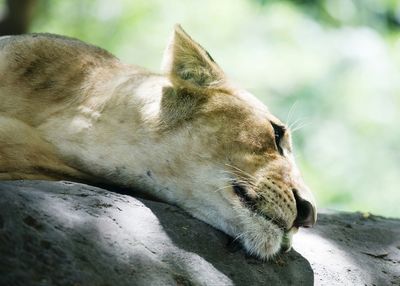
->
[293,211,400,286]
[141,199,314,286]
[0,180,314,286]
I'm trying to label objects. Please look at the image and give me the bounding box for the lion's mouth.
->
[281,226,298,253]
[232,181,288,230]
[232,182,256,209]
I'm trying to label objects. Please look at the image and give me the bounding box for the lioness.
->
[0,25,316,259]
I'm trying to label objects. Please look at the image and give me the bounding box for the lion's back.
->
[0,33,118,90]
[0,33,121,124]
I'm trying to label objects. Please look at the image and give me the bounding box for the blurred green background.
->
[1,0,399,217]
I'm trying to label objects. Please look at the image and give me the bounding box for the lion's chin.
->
[239,220,284,260]
[229,202,296,260]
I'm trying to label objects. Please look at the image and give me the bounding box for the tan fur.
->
[0,26,316,259]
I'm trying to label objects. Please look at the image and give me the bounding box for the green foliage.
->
[9,0,400,217]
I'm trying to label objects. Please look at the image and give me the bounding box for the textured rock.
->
[0,180,399,286]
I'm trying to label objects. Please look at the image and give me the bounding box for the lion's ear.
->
[161,24,225,87]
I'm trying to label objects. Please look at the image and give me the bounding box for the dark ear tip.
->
[173,24,189,38]
[174,23,183,31]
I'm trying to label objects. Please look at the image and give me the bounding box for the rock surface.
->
[0,180,399,286]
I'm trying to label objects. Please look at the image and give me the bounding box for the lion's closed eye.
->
[270,122,286,155]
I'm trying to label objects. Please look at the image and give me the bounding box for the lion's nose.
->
[292,189,316,228]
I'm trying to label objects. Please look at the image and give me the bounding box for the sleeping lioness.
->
[0,25,316,259]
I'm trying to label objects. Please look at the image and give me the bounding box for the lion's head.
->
[140,25,316,259]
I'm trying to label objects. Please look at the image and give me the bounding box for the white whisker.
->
[288,117,306,131]
[291,121,311,133]
[285,100,298,127]
[224,163,258,181]
[213,185,233,193]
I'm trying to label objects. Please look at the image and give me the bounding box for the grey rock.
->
[0,180,399,286]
